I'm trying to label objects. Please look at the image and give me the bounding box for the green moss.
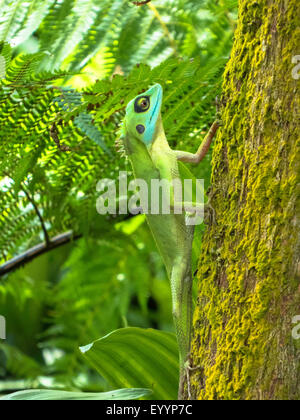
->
[190,0,300,400]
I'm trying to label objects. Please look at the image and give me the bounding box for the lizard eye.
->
[134,96,150,113]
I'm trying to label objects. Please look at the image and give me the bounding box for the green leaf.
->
[74,112,111,155]
[80,327,179,400]
[1,388,152,401]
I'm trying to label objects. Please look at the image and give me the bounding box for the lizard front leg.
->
[174,121,220,164]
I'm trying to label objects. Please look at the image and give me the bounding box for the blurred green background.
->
[0,0,237,396]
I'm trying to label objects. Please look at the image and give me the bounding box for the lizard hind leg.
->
[170,257,193,400]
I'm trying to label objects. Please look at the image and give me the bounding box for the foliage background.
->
[0,0,236,396]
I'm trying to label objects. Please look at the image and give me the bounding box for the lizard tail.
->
[170,258,193,400]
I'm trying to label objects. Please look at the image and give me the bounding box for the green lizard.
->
[117,84,219,399]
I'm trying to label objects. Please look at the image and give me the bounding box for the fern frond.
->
[4,52,46,83]
[74,113,111,155]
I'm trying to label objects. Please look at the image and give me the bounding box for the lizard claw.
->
[204,203,216,225]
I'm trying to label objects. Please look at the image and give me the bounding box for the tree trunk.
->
[189,0,300,400]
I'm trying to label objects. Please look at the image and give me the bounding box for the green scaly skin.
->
[118,84,219,399]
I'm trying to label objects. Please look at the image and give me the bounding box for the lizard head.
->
[124,83,163,147]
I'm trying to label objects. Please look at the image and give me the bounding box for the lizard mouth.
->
[150,89,162,123]
[150,100,158,122]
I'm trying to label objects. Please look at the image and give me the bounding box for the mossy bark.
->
[189,0,300,400]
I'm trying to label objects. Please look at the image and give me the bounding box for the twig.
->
[50,121,71,152]
[22,187,50,245]
[2,172,51,246]
[133,0,151,5]
[147,3,178,56]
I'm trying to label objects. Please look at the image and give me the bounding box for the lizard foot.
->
[184,359,201,400]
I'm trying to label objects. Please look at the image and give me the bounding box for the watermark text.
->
[0,315,6,340]
[292,55,300,80]
[96,172,205,226]
[292,315,300,340]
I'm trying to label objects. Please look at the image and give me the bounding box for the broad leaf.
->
[1,388,151,401]
[80,327,179,400]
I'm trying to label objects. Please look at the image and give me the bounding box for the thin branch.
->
[0,231,82,278]
[2,172,51,245]
[22,187,50,245]
[0,211,137,278]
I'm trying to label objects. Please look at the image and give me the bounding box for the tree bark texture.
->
[190,0,300,400]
